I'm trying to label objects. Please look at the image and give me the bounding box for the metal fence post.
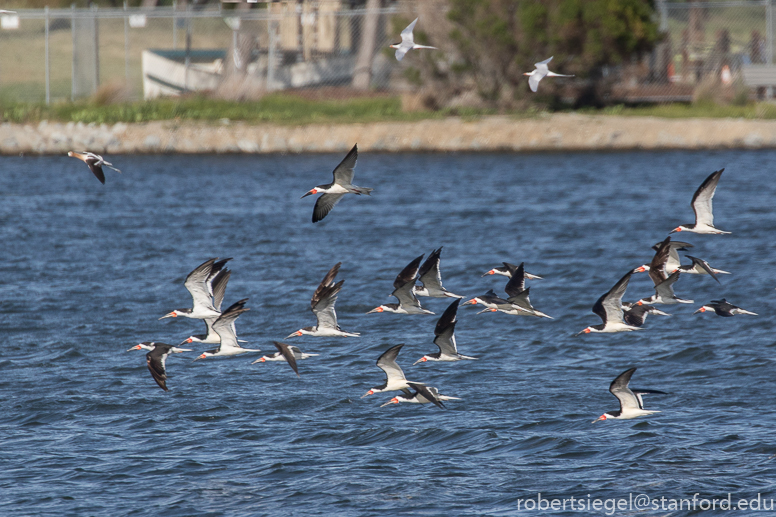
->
[45,6,50,104]
[124,1,130,85]
[92,4,99,92]
[768,0,774,65]
[173,0,177,50]
[184,5,192,92]
[267,19,276,91]
[71,3,76,101]
[658,0,667,32]
[768,0,774,98]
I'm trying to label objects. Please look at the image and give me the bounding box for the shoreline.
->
[1,114,775,154]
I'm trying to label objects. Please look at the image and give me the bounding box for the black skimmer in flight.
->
[670,168,730,234]
[389,18,437,61]
[592,368,666,422]
[414,299,477,365]
[622,303,671,327]
[127,342,191,392]
[635,240,693,275]
[637,271,693,306]
[635,242,727,282]
[481,262,543,280]
[641,236,673,281]
[194,302,261,360]
[500,263,552,318]
[180,269,247,345]
[656,239,692,273]
[676,256,727,281]
[461,289,517,312]
[286,262,360,338]
[474,263,551,317]
[379,383,451,409]
[67,151,122,184]
[251,342,318,376]
[694,299,757,317]
[636,238,693,305]
[362,344,424,398]
[577,271,641,335]
[160,258,231,321]
[301,144,373,223]
[413,247,462,299]
[367,255,434,315]
[524,56,574,92]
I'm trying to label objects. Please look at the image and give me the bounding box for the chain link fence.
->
[605,1,775,103]
[0,1,774,105]
[0,2,405,103]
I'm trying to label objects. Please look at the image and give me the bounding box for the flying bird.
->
[670,168,730,234]
[635,240,692,275]
[380,383,450,409]
[194,303,261,359]
[636,238,693,305]
[524,57,574,92]
[252,342,318,377]
[180,270,248,345]
[160,258,231,320]
[67,151,122,184]
[413,247,462,298]
[127,342,191,392]
[577,271,641,335]
[637,271,693,306]
[367,255,434,315]
[592,368,666,422]
[461,289,524,313]
[694,299,757,317]
[362,344,425,398]
[414,299,477,364]
[286,262,360,338]
[473,263,551,317]
[302,144,373,223]
[481,262,543,279]
[389,18,437,61]
[622,303,671,327]
[677,256,729,280]
[500,263,552,318]
[635,247,728,282]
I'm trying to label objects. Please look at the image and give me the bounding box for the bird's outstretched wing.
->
[313,193,345,223]
[609,367,639,411]
[273,342,300,377]
[592,271,631,325]
[332,144,358,186]
[685,255,720,283]
[377,344,406,382]
[691,168,724,228]
[400,18,418,45]
[534,56,553,69]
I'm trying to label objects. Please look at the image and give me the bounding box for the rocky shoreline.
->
[1,114,774,155]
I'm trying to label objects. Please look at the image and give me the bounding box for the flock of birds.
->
[103,145,751,419]
[60,17,749,420]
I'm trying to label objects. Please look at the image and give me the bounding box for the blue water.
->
[1,150,775,516]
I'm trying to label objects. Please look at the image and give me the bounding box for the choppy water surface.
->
[0,150,775,516]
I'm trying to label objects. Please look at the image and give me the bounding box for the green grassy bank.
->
[2,94,776,126]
